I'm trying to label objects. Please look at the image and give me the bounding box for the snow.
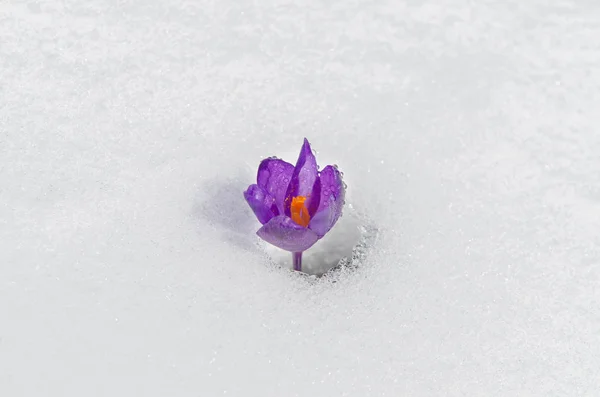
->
[2,0,600,395]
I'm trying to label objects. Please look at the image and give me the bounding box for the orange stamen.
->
[290,196,310,227]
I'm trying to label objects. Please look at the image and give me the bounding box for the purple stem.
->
[293,252,303,272]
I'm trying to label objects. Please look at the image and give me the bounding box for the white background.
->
[1,0,599,395]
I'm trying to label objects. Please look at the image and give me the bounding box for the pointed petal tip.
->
[302,137,312,151]
[284,137,319,216]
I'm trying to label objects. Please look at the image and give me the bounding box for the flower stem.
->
[293,252,303,272]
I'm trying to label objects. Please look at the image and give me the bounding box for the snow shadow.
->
[193,175,258,252]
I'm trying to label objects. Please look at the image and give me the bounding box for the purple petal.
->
[257,215,319,252]
[308,165,345,237]
[244,184,278,225]
[284,138,320,216]
[257,158,294,215]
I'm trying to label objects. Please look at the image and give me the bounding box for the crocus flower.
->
[244,138,345,272]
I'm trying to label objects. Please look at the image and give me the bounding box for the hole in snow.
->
[263,205,378,277]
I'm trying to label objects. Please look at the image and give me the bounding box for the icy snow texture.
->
[2,0,600,395]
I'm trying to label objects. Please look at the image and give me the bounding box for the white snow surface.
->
[2,0,600,395]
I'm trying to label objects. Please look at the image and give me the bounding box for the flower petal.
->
[244,184,278,225]
[308,165,345,237]
[257,215,319,252]
[257,158,294,215]
[285,138,320,216]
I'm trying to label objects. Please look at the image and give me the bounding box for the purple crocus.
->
[244,138,345,272]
